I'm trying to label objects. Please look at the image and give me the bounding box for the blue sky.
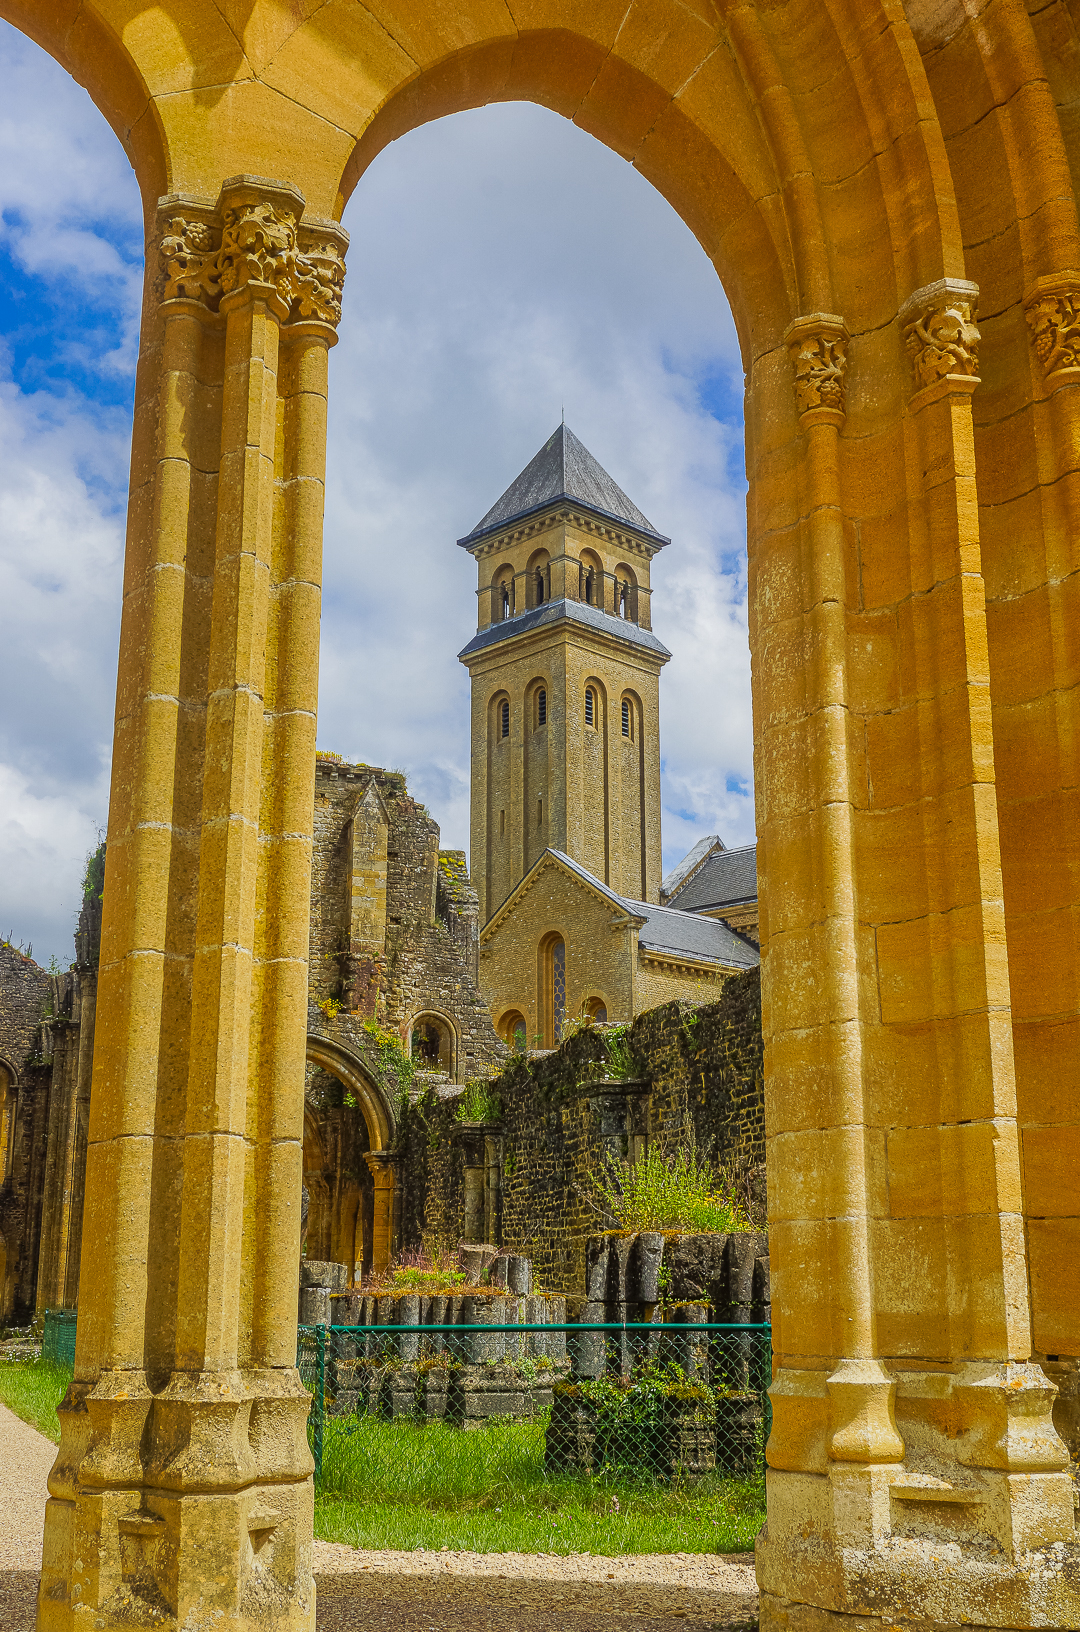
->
[0,21,753,968]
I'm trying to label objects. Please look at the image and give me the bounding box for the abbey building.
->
[458,425,759,1047]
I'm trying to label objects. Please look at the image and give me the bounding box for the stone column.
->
[756,293,1076,1632]
[364,1153,395,1275]
[37,176,346,1632]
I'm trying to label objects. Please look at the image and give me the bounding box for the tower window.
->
[584,687,596,728]
[537,689,547,727]
[585,568,595,605]
[500,699,510,738]
[622,699,632,739]
[537,798,543,830]
[500,809,505,836]
[535,569,545,605]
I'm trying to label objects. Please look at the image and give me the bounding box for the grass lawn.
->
[0,1357,71,1443]
[313,1415,764,1555]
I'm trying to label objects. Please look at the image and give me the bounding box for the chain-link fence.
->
[298,1321,770,1514]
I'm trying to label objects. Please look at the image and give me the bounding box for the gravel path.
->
[0,1405,760,1629]
[0,1404,56,1632]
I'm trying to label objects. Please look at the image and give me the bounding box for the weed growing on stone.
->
[0,1356,71,1443]
[455,1079,502,1123]
[312,1414,764,1555]
[588,1135,751,1235]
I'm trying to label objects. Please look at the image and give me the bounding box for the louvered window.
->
[500,699,510,738]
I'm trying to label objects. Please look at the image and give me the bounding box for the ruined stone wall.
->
[309,756,503,1079]
[399,971,764,1298]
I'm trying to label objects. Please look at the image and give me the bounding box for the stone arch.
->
[305,1037,396,1281]
[306,1035,395,1151]
[0,1057,16,1183]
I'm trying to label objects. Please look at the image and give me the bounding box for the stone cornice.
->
[464,505,663,563]
[460,606,671,676]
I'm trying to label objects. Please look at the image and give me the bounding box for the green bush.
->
[590,1136,751,1234]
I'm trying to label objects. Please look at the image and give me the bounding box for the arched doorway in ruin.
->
[304,1034,397,1280]
[5,9,1080,1632]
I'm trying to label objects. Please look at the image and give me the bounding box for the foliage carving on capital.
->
[903,287,980,389]
[1025,279,1080,378]
[217,196,299,303]
[790,328,848,416]
[158,195,348,327]
[159,215,222,306]
[289,233,348,326]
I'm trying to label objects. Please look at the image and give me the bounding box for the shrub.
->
[455,1079,502,1123]
[589,1134,751,1234]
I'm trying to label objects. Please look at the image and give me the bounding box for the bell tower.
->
[458,424,671,923]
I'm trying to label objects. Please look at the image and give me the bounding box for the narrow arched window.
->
[584,687,595,728]
[500,699,510,738]
[585,568,595,605]
[622,698,631,738]
[537,689,547,727]
[501,583,511,620]
[552,939,566,1044]
[535,569,545,605]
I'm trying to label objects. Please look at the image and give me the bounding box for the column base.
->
[756,1474,1080,1632]
[37,1367,316,1632]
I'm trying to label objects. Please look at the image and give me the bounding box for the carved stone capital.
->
[900,277,980,397]
[784,312,849,422]
[1024,271,1080,387]
[156,178,348,330]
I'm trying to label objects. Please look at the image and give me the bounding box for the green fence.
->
[298,1320,770,1550]
[41,1308,77,1368]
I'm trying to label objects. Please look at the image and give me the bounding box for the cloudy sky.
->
[0,21,753,970]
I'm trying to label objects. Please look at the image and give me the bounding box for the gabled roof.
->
[666,843,758,913]
[659,835,724,904]
[458,425,669,547]
[483,849,759,971]
[457,596,672,663]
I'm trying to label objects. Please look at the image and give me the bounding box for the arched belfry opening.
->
[11,9,1080,1632]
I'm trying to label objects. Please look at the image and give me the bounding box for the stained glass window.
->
[552,940,566,1044]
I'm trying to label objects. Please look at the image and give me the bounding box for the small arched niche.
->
[527,547,551,608]
[579,548,604,611]
[408,1011,457,1077]
[498,1009,527,1051]
[491,562,516,622]
[582,995,609,1023]
[613,563,638,622]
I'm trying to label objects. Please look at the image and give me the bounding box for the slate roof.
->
[666,843,758,913]
[544,851,759,970]
[458,597,672,663]
[459,425,669,547]
[659,835,723,903]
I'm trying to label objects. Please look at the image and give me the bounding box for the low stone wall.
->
[398,972,764,1297]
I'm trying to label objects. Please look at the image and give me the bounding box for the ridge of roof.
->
[457,597,672,663]
[458,425,669,547]
[659,835,724,904]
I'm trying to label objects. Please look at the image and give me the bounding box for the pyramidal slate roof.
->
[459,425,669,547]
